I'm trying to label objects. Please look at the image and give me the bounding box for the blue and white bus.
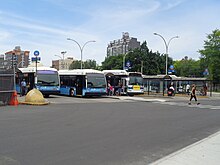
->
[103,70,144,96]
[17,66,60,97]
[58,69,107,97]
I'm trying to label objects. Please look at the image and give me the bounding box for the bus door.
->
[76,76,83,96]
[27,73,35,90]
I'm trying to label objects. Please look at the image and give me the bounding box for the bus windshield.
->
[129,76,143,85]
[37,71,59,86]
[87,73,106,88]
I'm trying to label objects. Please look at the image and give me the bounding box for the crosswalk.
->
[47,95,220,110]
[156,101,220,110]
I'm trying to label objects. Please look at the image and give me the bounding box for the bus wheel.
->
[69,89,74,97]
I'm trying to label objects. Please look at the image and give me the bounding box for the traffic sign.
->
[126,61,131,67]
[169,65,174,69]
[34,50,40,56]
[31,57,41,62]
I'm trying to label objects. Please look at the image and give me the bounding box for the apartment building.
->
[107,32,140,57]
[5,46,30,68]
[52,57,74,70]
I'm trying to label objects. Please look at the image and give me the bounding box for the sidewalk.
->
[150,130,220,165]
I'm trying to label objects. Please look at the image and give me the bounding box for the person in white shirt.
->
[186,84,190,95]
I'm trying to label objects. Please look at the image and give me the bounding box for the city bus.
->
[58,69,107,97]
[16,66,60,97]
[103,70,144,96]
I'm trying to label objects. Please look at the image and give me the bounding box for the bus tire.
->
[69,89,74,97]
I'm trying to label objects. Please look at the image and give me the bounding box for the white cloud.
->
[0,0,219,67]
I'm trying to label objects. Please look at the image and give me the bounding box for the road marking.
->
[157,102,220,110]
[50,98,133,104]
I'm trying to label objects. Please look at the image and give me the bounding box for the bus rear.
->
[126,72,144,95]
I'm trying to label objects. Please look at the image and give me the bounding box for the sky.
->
[0,0,219,67]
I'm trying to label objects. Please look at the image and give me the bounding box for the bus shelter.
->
[143,75,210,96]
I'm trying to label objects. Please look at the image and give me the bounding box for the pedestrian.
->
[188,84,200,105]
[168,84,175,96]
[109,85,114,96]
[178,84,183,93]
[186,83,190,95]
[203,84,208,96]
[21,79,27,96]
[116,81,122,96]
[107,80,112,96]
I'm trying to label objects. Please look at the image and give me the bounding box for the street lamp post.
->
[153,33,179,75]
[61,51,66,69]
[67,38,96,69]
[123,53,127,70]
[55,51,66,70]
[54,55,63,70]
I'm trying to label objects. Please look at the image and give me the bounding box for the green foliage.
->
[69,60,81,69]
[83,59,97,69]
[101,54,124,70]
[174,57,202,77]
[101,41,171,75]
[69,59,97,69]
[199,29,220,83]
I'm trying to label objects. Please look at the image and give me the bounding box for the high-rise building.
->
[5,46,30,68]
[107,32,140,57]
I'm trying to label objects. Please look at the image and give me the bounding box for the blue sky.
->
[0,0,219,67]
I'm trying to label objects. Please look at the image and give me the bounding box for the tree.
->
[69,59,97,69]
[126,41,173,75]
[199,29,220,84]
[69,60,81,69]
[83,59,97,69]
[101,41,172,75]
[101,54,124,70]
[174,57,202,77]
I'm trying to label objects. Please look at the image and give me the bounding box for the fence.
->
[0,69,14,106]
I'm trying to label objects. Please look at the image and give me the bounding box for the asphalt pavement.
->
[11,93,220,164]
[117,94,220,165]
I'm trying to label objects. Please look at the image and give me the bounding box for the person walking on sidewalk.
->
[188,84,200,105]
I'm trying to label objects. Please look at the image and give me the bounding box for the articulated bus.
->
[103,70,144,96]
[16,66,60,97]
[58,69,107,97]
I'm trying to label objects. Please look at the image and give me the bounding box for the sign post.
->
[33,50,40,85]
[125,60,131,70]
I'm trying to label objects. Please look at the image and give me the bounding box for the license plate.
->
[133,85,140,90]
